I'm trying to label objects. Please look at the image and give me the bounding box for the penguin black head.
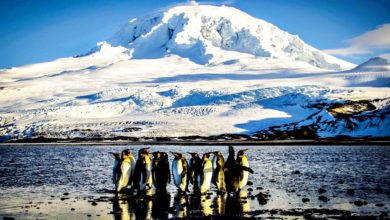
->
[152,151,161,158]
[161,152,168,158]
[228,146,235,156]
[188,152,199,158]
[171,152,182,159]
[213,151,222,157]
[109,152,121,161]
[139,147,150,156]
[202,152,211,160]
[237,149,248,157]
[121,149,132,159]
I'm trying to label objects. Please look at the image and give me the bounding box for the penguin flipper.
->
[141,166,147,184]
[152,166,156,183]
[241,166,254,174]
[166,161,171,184]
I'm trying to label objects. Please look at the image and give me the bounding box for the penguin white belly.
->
[239,157,249,189]
[172,160,186,191]
[200,161,213,193]
[139,160,152,191]
[211,156,217,175]
[215,169,225,191]
[117,160,131,192]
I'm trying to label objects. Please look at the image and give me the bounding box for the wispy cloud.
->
[158,0,236,12]
[221,0,236,5]
[323,23,390,56]
[380,53,390,59]
[194,0,236,5]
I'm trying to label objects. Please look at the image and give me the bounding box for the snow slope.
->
[0,4,389,141]
[105,4,354,71]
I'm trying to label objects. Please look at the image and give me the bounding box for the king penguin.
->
[109,152,121,186]
[171,152,189,193]
[152,151,171,191]
[188,152,202,192]
[212,151,226,192]
[139,149,153,191]
[197,153,213,194]
[116,149,136,192]
[134,148,153,192]
[237,149,250,190]
[224,146,254,194]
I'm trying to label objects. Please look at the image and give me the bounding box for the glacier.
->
[0,4,389,142]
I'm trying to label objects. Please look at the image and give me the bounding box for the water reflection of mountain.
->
[111,189,250,219]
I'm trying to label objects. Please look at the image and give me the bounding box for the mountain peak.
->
[351,56,390,72]
[99,4,354,71]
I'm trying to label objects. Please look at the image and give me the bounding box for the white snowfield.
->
[0,4,389,141]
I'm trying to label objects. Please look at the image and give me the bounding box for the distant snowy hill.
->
[0,4,389,142]
[350,57,390,72]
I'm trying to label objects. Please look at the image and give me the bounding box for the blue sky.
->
[0,0,389,68]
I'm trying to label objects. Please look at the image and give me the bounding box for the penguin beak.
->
[238,149,248,154]
[141,147,150,152]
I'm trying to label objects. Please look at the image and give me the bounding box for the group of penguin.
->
[111,146,253,195]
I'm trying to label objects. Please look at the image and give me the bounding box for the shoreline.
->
[1,139,390,146]
[1,144,388,219]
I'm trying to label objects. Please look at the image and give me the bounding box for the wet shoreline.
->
[1,145,389,219]
[1,139,390,146]
[1,187,388,219]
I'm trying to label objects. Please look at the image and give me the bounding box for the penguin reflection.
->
[152,189,171,219]
[239,190,250,213]
[188,192,215,217]
[213,194,226,216]
[224,191,250,217]
[173,192,188,218]
[188,193,201,213]
[112,194,136,220]
[200,194,213,216]
[134,189,153,220]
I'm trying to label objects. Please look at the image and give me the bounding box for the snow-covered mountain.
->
[102,4,353,71]
[0,4,389,142]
